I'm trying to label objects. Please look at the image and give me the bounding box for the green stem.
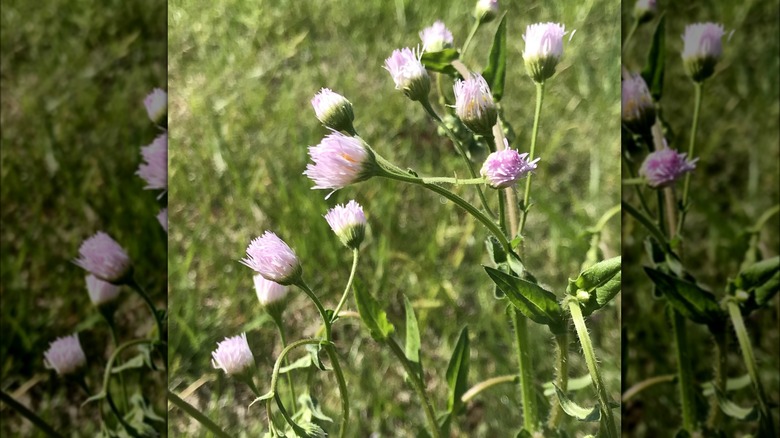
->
[420,99,495,217]
[263,338,329,403]
[167,390,232,438]
[379,166,510,252]
[127,278,164,342]
[622,19,640,52]
[324,344,350,438]
[621,374,676,402]
[270,312,297,411]
[420,176,486,185]
[621,154,653,217]
[331,249,360,323]
[511,308,538,432]
[726,300,776,436]
[519,81,545,235]
[548,331,569,429]
[386,338,442,438]
[295,281,332,341]
[568,301,618,438]
[707,329,728,429]
[678,82,703,233]
[274,393,308,436]
[461,21,481,59]
[622,201,670,250]
[108,321,129,413]
[461,375,518,403]
[0,390,63,438]
[671,308,697,432]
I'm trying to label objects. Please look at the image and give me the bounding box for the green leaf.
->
[353,278,394,341]
[543,374,592,396]
[484,267,563,329]
[702,373,751,396]
[754,271,780,307]
[248,391,274,407]
[553,384,601,422]
[644,267,723,324]
[713,386,759,421]
[570,256,621,294]
[515,430,533,438]
[297,393,334,423]
[82,391,106,407]
[485,236,507,264]
[421,49,461,77]
[734,256,779,292]
[580,272,622,316]
[305,344,327,371]
[404,295,423,380]
[641,13,666,100]
[445,326,470,414]
[111,354,147,373]
[279,355,313,374]
[482,13,507,101]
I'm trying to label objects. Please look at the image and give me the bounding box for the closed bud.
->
[311,88,355,133]
[384,47,430,102]
[44,334,87,376]
[523,23,566,83]
[682,23,726,82]
[622,73,656,134]
[454,74,498,136]
[474,0,499,24]
[324,200,367,250]
[634,0,657,24]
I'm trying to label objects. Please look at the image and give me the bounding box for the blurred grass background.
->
[621,0,780,436]
[168,0,620,436]
[0,0,167,435]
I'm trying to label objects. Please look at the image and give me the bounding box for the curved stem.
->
[621,374,676,402]
[167,390,232,438]
[568,301,618,438]
[108,321,129,413]
[0,390,63,438]
[511,308,538,432]
[726,300,776,436]
[127,278,164,342]
[270,312,297,411]
[678,82,703,233]
[622,19,640,52]
[324,345,350,438]
[331,249,360,323]
[547,332,569,428]
[295,281,332,341]
[461,375,518,403]
[274,393,308,437]
[519,81,545,235]
[263,339,329,404]
[671,308,696,432]
[420,99,495,218]
[461,21,481,59]
[386,338,442,438]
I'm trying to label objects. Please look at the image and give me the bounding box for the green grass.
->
[0,0,167,435]
[621,0,780,435]
[168,0,620,436]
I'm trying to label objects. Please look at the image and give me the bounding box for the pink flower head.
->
[640,147,698,188]
[384,47,430,101]
[86,274,121,306]
[311,88,355,132]
[211,333,255,376]
[253,274,289,307]
[523,22,566,82]
[682,23,726,82]
[324,200,367,249]
[634,0,657,21]
[137,133,168,190]
[241,231,302,285]
[454,74,497,136]
[44,334,86,376]
[157,208,168,233]
[304,132,375,196]
[481,146,540,189]
[144,88,167,125]
[622,73,656,133]
[474,0,499,23]
[420,21,454,52]
[75,232,132,283]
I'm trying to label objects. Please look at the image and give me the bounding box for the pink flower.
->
[44,334,87,376]
[137,133,168,190]
[640,147,698,188]
[304,132,375,195]
[481,146,539,188]
[384,47,430,102]
[211,333,255,376]
[420,21,454,52]
[241,231,302,285]
[523,22,567,82]
[86,274,121,306]
[311,88,355,132]
[324,200,367,249]
[622,73,655,133]
[157,208,168,233]
[75,232,132,283]
[682,23,726,82]
[253,275,289,307]
[454,74,497,136]
[144,88,167,125]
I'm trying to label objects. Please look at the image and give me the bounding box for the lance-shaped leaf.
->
[644,267,723,324]
[580,272,622,316]
[445,326,470,414]
[482,13,507,101]
[568,256,621,294]
[404,295,423,380]
[484,266,563,329]
[713,386,759,421]
[641,13,666,100]
[553,384,601,422]
[421,49,461,77]
[733,256,779,292]
[353,278,394,341]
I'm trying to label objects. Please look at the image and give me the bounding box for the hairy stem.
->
[461,375,518,403]
[671,309,697,432]
[127,277,164,342]
[707,329,728,428]
[548,331,570,428]
[270,312,297,411]
[511,308,538,432]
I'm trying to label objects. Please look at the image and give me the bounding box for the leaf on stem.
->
[482,13,507,101]
[111,354,147,373]
[248,391,275,408]
[484,266,563,329]
[445,326,470,415]
[421,49,461,77]
[641,13,666,100]
[713,386,759,421]
[278,355,314,374]
[353,278,394,341]
[553,384,601,422]
[404,295,424,380]
[644,267,723,325]
[568,256,621,294]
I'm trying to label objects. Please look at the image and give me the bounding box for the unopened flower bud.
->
[75,232,132,284]
[144,88,167,125]
[241,231,302,286]
[324,200,367,250]
[576,290,591,302]
[474,0,499,24]
[622,73,656,134]
[44,334,87,376]
[454,74,498,136]
[523,23,566,83]
[253,274,289,311]
[86,274,121,307]
[420,21,454,52]
[311,88,355,133]
[682,23,726,82]
[481,145,539,189]
[211,333,255,377]
[384,47,430,102]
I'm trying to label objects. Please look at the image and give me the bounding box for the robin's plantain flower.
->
[75,232,132,284]
[137,133,168,191]
[304,132,376,195]
[454,74,498,136]
[311,88,355,133]
[523,22,567,83]
[241,231,302,285]
[144,88,167,125]
[682,22,726,82]
[253,275,289,308]
[640,147,698,188]
[481,146,539,189]
[211,333,255,377]
[324,200,367,250]
[384,47,430,102]
[622,73,656,134]
[85,274,121,306]
[420,21,454,52]
[44,334,87,376]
